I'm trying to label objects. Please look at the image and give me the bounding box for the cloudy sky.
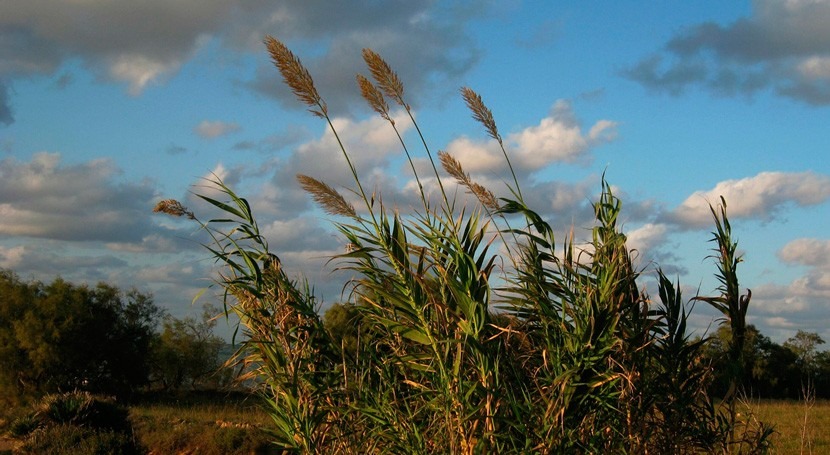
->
[1,1,829,343]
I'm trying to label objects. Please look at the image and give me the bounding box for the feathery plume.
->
[470,182,499,212]
[362,49,405,107]
[297,174,356,218]
[438,151,499,211]
[439,150,467,183]
[153,199,195,219]
[265,35,327,118]
[461,87,500,143]
[357,74,392,122]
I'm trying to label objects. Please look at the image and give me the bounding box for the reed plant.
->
[156,37,771,453]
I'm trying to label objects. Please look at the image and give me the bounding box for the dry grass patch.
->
[128,394,274,455]
[747,399,830,454]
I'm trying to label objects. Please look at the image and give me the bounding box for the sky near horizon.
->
[1,1,829,344]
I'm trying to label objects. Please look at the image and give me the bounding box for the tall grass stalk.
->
[157,37,771,454]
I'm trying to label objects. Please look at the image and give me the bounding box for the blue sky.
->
[2,1,829,343]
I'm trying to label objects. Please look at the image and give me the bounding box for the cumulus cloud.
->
[443,100,617,175]
[195,120,241,139]
[0,0,231,90]
[243,2,484,113]
[625,0,830,105]
[626,223,670,257]
[247,111,415,219]
[105,233,193,254]
[0,153,160,242]
[0,241,130,284]
[778,237,830,266]
[0,244,25,269]
[0,1,488,117]
[663,171,830,228]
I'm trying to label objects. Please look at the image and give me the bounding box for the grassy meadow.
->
[2,395,827,454]
[747,399,830,454]
[129,397,830,454]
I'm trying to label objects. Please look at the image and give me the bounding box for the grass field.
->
[747,399,830,454]
[3,395,828,453]
[127,392,274,455]
[127,396,829,454]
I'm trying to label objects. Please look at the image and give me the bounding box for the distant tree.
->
[0,269,163,403]
[783,330,825,377]
[702,324,801,399]
[150,305,226,391]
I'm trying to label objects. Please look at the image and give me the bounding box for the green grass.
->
[749,399,830,454]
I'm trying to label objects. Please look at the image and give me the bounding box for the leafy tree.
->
[150,305,226,391]
[784,330,825,376]
[0,269,162,403]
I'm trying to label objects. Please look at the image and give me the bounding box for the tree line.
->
[2,265,825,408]
[0,269,227,405]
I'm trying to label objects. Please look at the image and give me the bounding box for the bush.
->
[6,392,138,455]
[0,271,163,402]
[7,414,41,438]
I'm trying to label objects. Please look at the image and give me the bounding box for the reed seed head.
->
[470,182,499,212]
[461,87,500,143]
[439,150,467,184]
[357,74,392,122]
[438,151,499,211]
[297,174,356,218]
[153,199,195,219]
[362,48,406,107]
[265,35,327,118]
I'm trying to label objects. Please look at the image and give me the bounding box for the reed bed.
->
[156,37,772,454]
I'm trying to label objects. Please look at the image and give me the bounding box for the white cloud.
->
[109,54,179,95]
[195,120,241,139]
[0,153,159,242]
[798,56,830,79]
[251,111,415,218]
[105,234,183,254]
[0,0,491,122]
[778,238,830,266]
[666,171,830,228]
[443,100,617,175]
[626,223,669,257]
[0,245,25,269]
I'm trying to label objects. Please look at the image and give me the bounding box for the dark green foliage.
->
[37,391,131,433]
[0,271,162,402]
[150,305,226,391]
[703,326,830,400]
[8,413,42,438]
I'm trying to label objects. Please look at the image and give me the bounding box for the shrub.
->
[7,413,41,438]
[37,391,130,433]
[6,392,138,455]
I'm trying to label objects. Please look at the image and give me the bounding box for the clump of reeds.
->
[157,36,772,453]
